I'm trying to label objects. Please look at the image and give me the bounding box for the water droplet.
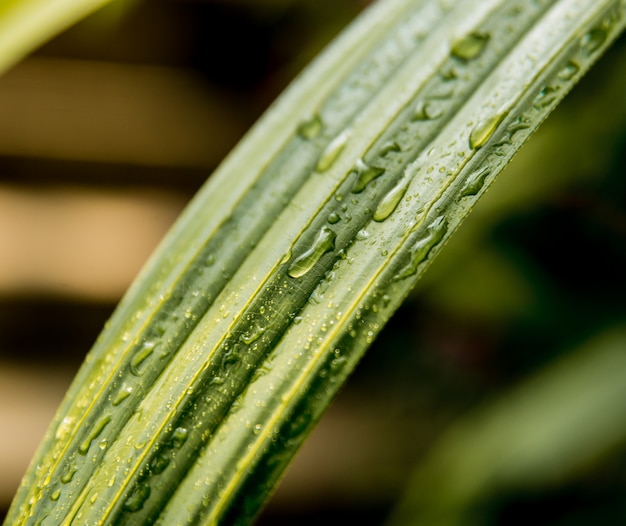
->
[558,60,579,81]
[297,113,323,139]
[150,452,170,475]
[50,489,61,501]
[356,229,370,241]
[439,66,458,81]
[279,250,292,265]
[78,415,111,455]
[60,465,77,484]
[581,27,607,55]
[107,476,116,488]
[412,100,442,121]
[394,216,447,280]
[316,130,350,172]
[374,177,410,221]
[172,427,188,449]
[379,141,401,156]
[211,375,224,385]
[112,384,134,406]
[327,212,341,224]
[123,483,151,512]
[460,166,490,197]
[451,32,490,61]
[130,341,155,376]
[533,86,558,110]
[351,159,385,193]
[330,355,348,374]
[469,111,506,149]
[55,415,75,440]
[288,226,337,278]
[240,324,265,345]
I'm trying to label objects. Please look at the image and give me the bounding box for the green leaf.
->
[4,0,625,524]
[0,0,110,76]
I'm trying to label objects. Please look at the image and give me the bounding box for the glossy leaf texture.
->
[4,0,625,524]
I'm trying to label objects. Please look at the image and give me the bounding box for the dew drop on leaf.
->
[130,341,155,376]
[374,177,410,221]
[327,212,341,224]
[533,86,559,110]
[412,100,443,121]
[316,130,350,172]
[558,60,579,81]
[288,226,337,278]
[123,483,151,512]
[451,32,490,61]
[581,27,607,56]
[351,159,386,193]
[171,427,188,449]
[460,166,490,197]
[78,415,111,455]
[60,465,77,484]
[394,216,447,280]
[297,113,323,139]
[469,111,506,149]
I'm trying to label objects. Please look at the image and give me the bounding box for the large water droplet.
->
[394,216,447,280]
[581,27,607,55]
[78,415,111,455]
[327,212,341,224]
[451,32,490,61]
[171,427,188,449]
[60,465,77,484]
[379,141,401,156]
[288,226,337,278]
[412,100,442,121]
[374,178,410,221]
[533,86,558,110]
[150,452,170,475]
[469,111,506,149]
[123,483,151,512]
[240,323,265,345]
[558,60,579,81]
[297,113,323,139]
[130,341,155,376]
[460,166,490,197]
[316,130,350,172]
[351,159,385,193]
[279,249,292,265]
[55,415,75,441]
[112,384,134,406]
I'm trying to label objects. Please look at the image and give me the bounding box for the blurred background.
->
[0,1,625,524]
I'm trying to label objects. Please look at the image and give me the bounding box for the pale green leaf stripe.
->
[5,0,626,525]
[0,0,109,75]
